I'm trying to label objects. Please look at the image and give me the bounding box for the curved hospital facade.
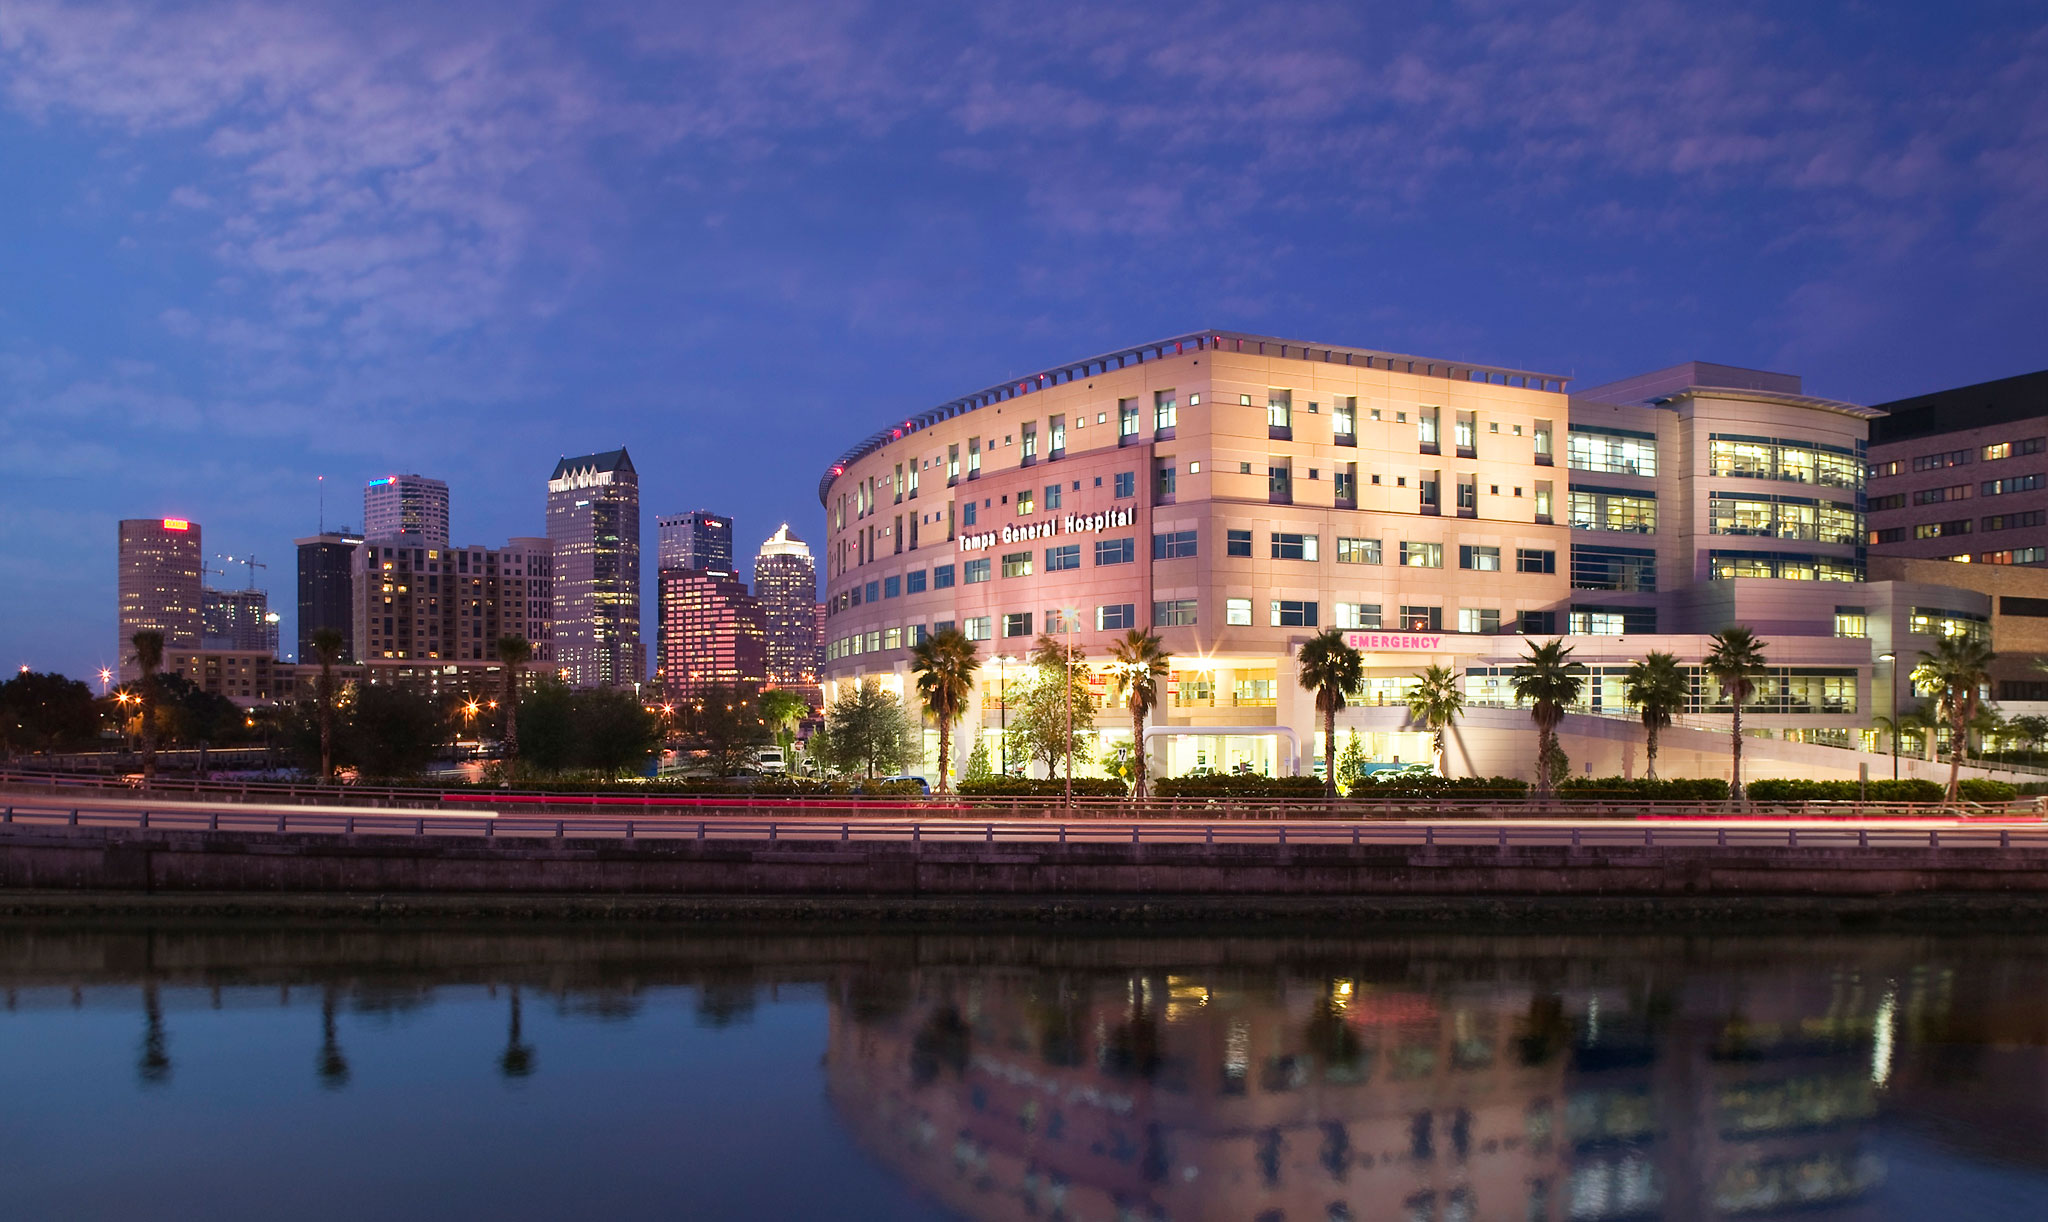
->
[818,331,1989,784]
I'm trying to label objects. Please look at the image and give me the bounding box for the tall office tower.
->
[363,474,451,546]
[656,568,767,699]
[547,448,642,688]
[117,517,203,681]
[296,530,363,662]
[657,510,735,573]
[752,524,822,703]
[202,587,278,653]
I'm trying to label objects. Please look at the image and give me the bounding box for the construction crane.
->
[216,553,268,591]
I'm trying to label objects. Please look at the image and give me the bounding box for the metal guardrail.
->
[0,800,2039,851]
[0,770,2040,823]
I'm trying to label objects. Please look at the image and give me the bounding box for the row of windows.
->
[1872,437,2046,479]
[1466,664,1858,713]
[1568,429,1658,477]
[1707,496,1862,545]
[1708,436,1862,489]
[1710,551,1865,582]
[1871,509,2047,543]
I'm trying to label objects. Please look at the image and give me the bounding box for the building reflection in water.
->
[825,951,1943,1222]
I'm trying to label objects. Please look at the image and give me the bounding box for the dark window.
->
[2002,596,2048,617]
[1227,529,1253,557]
[1271,600,1318,627]
[1398,605,1442,631]
[1003,612,1033,638]
[1516,548,1556,574]
[1153,530,1197,559]
[865,581,879,603]
[1114,471,1136,498]
[1520,611,1557,634]
[883,576,900,599]
[1046,544,1081,571]
[933,564,955,589]
[907,569,927,594]
[1095,537,1135,565]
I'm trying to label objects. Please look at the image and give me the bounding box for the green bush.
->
[1349,775,1528,799]
[1744,778,1945,803]
[1557,777,1730,801]
[1958,778,2020,802]
[1152,774,1326,799]
[957,776,1128,797]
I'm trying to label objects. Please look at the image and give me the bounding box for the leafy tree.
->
[151,673,242,750]
[963,735,993,781]
[1298,629,1364,797]
[1337,730,1366,794]
[515,682,578,773]
[1704,627,1769,802]
[823,678,916,778]
[679,684,770,776]
[310,627,346,783]
[576,687,662,776]
[1405,663,1465,780]
[2010,713,2048,760]
[911,627,980,793]
[1107,627,1170,799]
[345,684,445,778]
[1621,651,1689,781]
[1512,639,1584,800]
[1913,634,1996,804]
[496,635,531,759]
[0,670,100,754]
[131,630,164,784]
[1004,645,1097,780]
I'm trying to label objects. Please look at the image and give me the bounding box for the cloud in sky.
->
[1,0,2045,677]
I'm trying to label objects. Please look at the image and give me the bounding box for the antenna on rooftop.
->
[318,474,325,534]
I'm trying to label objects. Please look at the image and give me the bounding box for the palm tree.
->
[1621,651,1689,781]
[130,630,164,786]
[317,986,350,1089]
[1704,627,1769,802]
[1912,634,1996,804]
[1511,639,1584,800]
[1298,629,1363,799]
[1404,663,1466,781]
[910,627,980,794]
[309,627,344,784]
[1107,628,1171,799]
[499,986,535,1079]
[496,635,531,762]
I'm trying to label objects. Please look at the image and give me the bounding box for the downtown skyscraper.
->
[753,524,821,703]
[362,473,451,546]
[117,517,203,681]
[546,448,642,688]
[657,510,735,574]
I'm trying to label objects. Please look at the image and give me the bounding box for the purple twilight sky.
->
[2,0,2045,681]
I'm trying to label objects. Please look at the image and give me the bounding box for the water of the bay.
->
[2,923,2044,1221]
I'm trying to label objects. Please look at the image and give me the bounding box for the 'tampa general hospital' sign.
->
[958,506,1137,553]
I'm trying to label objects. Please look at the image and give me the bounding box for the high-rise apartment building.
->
[203,587,279,654]
[753,524,822,702]
[363,474,451,547]
[352,537,552,665]
[656,568,767,699]
[658,510,736,574]
[117,517,203,681]
[547,449,643,688]
[296,530,363,662]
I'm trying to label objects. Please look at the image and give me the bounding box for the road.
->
[2,793,2042,851]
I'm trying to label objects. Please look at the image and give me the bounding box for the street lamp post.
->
[1879,652,1898,781]
[1062,609,1079,810]
[994,655,1010,776]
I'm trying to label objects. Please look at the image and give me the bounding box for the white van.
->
[756,747,787,775]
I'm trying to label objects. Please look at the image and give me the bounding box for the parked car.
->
[1368,762,1437,783]
[872,775,931,795]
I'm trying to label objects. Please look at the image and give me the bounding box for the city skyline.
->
[7,2,2048,682]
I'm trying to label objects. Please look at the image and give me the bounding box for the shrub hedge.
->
[1349,775,1529,799]
[1556,777,1730,801]
[1152,774,1327,799]
[956,777,1129,798]
[1958,778,2020,802]
[1744,778,1945,803]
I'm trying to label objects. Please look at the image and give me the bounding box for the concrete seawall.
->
[6,826,2048,915]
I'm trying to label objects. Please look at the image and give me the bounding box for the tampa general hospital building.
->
[818,331,2009,786]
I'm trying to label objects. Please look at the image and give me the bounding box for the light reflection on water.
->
[2,926,2046,1221]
